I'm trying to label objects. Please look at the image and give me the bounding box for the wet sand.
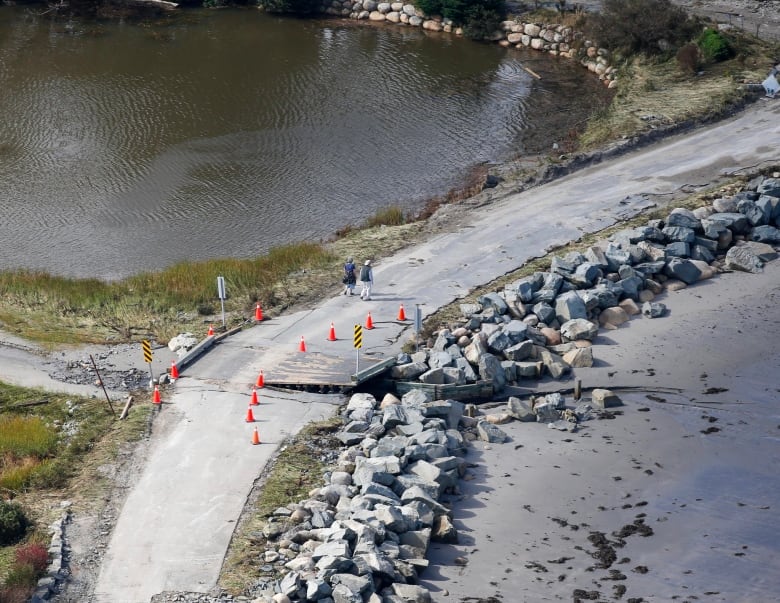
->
[422,259,780,602]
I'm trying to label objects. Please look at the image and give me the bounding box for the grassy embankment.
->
[0,6,777,598]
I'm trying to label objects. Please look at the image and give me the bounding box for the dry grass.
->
[579,34,775,150]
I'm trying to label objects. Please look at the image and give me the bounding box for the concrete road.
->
[79,98,780,601]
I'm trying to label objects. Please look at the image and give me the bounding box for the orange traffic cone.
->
[298,336,307,352]
[170,360,180,380]
[250,387,259,406]
[207,324,214,336]
[251,426,261,445]
[255,303,263,321]
[256,370,265,388]
[397,304,407,321]
[327,322,337,341]
[365,312,374,330]
[152,385,161,405]
[245,405,256,423]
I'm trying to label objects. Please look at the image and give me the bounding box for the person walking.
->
[359,259,373,300]
[342,257,356,295]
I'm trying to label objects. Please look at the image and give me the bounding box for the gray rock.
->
[478,353,507,391]
[503,319,529,342]
[507,396,535,421]
[432,514,458,543]
[749,225,780,243]
[642,301,667,318]
[664,257,702,284]
[560,318,598,341]
[391,362,428,380]
[476,420,508,443]
[554,290,587,323]
[477,292,508,315]
[662,225,696,243]
[532,301,556,324]
[737,197,771,226]
[591,388,623,409]
[533,399,559,422]
[725,245,764,273]
[538,349,570,379]
[666,208,700,230]
[664,241,690,258]
[454,356,478,382]
[389,583,432,603]
[503,339,534,361]
[486,329,513,354]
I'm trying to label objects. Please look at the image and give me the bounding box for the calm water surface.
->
[0,7,610,279]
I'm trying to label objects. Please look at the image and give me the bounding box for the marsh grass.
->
[0,241,336,345]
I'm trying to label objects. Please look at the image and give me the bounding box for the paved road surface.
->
[79,98,780,601]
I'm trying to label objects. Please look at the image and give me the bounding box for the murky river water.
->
[0,7,611,279]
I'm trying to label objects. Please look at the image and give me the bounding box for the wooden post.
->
[119,395,134,420]
[574,379,582,401]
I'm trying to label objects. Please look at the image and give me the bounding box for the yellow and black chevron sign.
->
[353,324,363,349]
[142,339,153,364]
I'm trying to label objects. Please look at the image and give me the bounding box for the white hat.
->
[364,260,371,265]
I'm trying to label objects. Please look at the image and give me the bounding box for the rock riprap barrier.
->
[387,174,780,394]
[320,2,617,87]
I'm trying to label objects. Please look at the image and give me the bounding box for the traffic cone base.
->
[397,304,407,321]
[256,370,265,388]
[152,385,161,404]
[245,405,256,422]
[255,303,263,321]
[170,361,179,380]
[365,312,374,330]
[299,336,307,352]
[327,322,337,341]
[250,387,259,406]
[252,427,261,445]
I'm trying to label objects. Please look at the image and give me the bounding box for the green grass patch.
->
[220,416,342,594]
[0,417,58,459]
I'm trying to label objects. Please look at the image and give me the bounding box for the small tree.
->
[676,43,700,73]
[697,29,734,63]
[0,501,29,546]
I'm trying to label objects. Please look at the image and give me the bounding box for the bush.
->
[588,0,700,55]
[3,563,37,587]
[14,542,49,573]
[676,42,700,73]
[257,0,320,15]
[698,29,734,63]
[414,0,507,38]
[0,501,29,546]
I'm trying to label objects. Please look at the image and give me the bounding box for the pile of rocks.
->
[319,2,617,87]
[388,174,780,393]
[249,390,465,603]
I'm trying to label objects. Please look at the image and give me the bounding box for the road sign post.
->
[353,324,363,375]
[142,339,154,385]
[217,276,226,328]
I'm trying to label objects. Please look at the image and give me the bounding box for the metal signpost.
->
[217,275,226,328]
[142,339,154,384]
[353,324,363,374]
[414,304,422,352]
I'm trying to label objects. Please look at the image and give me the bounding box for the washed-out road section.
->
[64,99,780,601]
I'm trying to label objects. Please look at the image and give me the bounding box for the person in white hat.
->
[359,259,374,300]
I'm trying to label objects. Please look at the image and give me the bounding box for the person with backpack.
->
[342,257,356,295]
[359,259,373,300]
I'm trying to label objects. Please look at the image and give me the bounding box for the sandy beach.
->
[421,259,780,602]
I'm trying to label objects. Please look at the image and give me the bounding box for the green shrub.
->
[697,29,734,62]
[415,0,506,37]
[462,2,505,40]
[588,0,700,55]
[257,0,321,15]
[416,0,442,16]
[0,501,29,546]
